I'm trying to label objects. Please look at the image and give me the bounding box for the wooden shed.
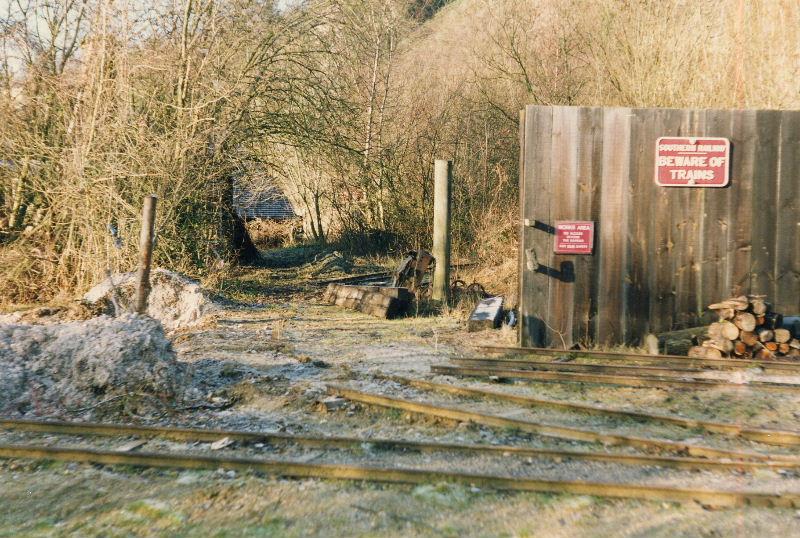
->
[518,105,800,348]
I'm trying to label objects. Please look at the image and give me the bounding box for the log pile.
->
[689,296,800,360]
[323,284,412,319]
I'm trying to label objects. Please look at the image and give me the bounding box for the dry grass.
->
[0,1,348,307]
[246,220,301,250]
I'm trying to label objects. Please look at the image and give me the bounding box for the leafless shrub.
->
[2,0,797,307]
[0,0,350,306]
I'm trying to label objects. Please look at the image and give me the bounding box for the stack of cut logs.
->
[323,283,411,319]
[689,296,800,360]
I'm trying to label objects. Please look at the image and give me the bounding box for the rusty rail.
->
[431,364,800,392]
[327,385,799,462]
[3,443,799,507]
[2,418,798,473]
[385,376,800,447]
[477,345,800,372]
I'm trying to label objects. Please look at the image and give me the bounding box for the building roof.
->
[233,181,297,220]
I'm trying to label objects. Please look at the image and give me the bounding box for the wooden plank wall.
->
[519,105,800,348]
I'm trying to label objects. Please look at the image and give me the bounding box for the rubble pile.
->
[84,269,220,330]
[689,296,800,360]
[0,314,183,415]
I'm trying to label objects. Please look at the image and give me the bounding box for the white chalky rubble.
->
[84,269,220,330]
[0,314,183,414]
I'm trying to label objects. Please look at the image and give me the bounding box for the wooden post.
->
[432,159,452,303]
[134,195,158,314]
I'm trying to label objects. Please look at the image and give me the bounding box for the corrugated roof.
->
[233,181,297,220]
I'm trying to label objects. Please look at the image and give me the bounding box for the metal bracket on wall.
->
[526,244,575,283]
[523,218,556,234]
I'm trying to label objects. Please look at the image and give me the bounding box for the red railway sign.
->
[655,137,730,187]
[554,221,594,255]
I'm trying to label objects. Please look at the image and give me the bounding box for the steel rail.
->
[385,376,800,447]
[2,443,798,507]
[2,418,797,473]
[327,385,800,463]
[477,345,800,372]
[0,419,347,447]
[430,364,800,392]
[313,271,392,286]
[452,357,707,376]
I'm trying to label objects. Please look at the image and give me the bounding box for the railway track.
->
[4,344,800,510]
[327,385,800,462]
[430,364,800,392]
[4,443,799,508]
[2,417,798,473]
[452,357,709,376]
[383,376,800,447]
[477,345,800,373]
[2,419,800,507]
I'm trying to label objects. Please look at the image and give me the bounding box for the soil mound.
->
[0,314,182,415]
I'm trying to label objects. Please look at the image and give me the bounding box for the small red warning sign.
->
[554,221,594,255]
[655,137,730,187]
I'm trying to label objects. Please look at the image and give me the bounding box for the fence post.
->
[432,159,452,303]
[134,195,158,314]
